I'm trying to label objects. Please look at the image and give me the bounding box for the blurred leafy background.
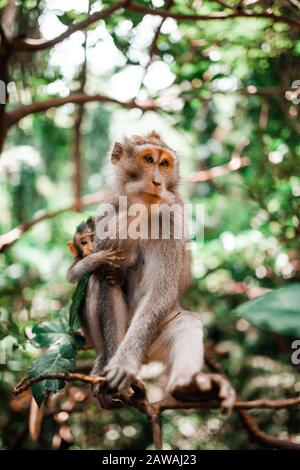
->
[0,0,299,450]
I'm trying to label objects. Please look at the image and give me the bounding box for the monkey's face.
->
[122,145,179,204]
[76,231,94,257]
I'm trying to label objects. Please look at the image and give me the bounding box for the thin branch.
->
[187,138,250,183]
[238,409,300,451]
[187,156,249,182]
[4,85,292,132]
[236,396,300,409]
[0,191,105,253]
[6,93,158,129]
[13,372,106,395]
[13,372,300,410]
[13,0,128,51]
[12,0,300,54]
[72,1,90,211]
[127,1,300,30]
[149,1,174,62]
[73,102,85,211]
[150,413,163,450]
[136,0,174,94]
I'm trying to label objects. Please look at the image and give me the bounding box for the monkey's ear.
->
[67,241,78,257]
[111,142,124,165]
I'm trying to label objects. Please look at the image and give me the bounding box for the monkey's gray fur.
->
[70,132,204,409]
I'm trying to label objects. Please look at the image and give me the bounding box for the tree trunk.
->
[0,40,12,154]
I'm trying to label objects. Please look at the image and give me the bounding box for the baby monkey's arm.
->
[67,248,125,284]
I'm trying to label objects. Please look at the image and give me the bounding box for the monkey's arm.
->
[67,249,125,283]
[103,241,184,391]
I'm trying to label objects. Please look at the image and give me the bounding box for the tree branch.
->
[0,191,105,253]
[13,371,300,410]
[13,372,106,395]
[13,0,128,51]
[238,409,300,450]
[127,1,300,30]
[6,93,158,129]
[13,369,300,450]
[11,0,300,55]
[72,1,90,211]
[186,138,250,183]
[136,0,174,95]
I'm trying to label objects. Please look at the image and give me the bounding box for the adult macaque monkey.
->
[89,132,205,403]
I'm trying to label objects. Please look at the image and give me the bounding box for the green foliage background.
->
[0,0,299,450]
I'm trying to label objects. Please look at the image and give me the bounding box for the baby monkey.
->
[67,217,127,408]
[67,217,125,286]
[29,218,125,442]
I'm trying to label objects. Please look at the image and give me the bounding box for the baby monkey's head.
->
[67,217,95,258]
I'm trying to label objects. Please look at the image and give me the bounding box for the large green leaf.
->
[233,284,300,337]
[29,339,76,406]
[29,312,84,405]
[31,315,71,348]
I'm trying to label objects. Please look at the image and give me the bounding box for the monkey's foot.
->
[93,384,125,410]
[98,392,125,410]
[171,372,236,414]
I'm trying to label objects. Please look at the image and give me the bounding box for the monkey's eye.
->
[144,154,154,163]
[160,159,169,167]
[81,240,88,246]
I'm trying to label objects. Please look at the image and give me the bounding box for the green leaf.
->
[29,339,76,406]
[29,308,85,405]
[69,274,90,331]
[31,315,71,348]
[233,284,300,337]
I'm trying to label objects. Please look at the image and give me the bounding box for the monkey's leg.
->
[162,310,204,393]
[92,282,128,409]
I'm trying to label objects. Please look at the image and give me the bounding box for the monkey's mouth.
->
[141,191,162,201]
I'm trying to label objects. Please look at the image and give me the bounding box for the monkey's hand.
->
[102,248,126,269]
[102,354,139,392]
[105,269,124,286]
